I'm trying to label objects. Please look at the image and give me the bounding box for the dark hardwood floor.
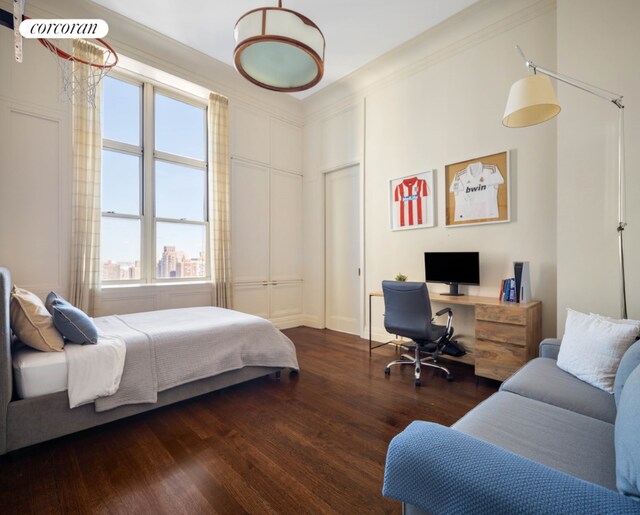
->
[0,327,498,514]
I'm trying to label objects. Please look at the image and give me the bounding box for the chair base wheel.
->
[384,367,391,376]
[446,374,454,382]
[415,379,421,386]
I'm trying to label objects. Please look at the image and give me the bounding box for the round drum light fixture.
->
[234,1,325,92]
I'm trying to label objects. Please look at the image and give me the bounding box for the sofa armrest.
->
[539,338,562,360]
[383,421,639,515]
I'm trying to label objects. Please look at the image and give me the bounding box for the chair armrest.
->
[539,338,562,360]
[432,308,453,333]
[434,307,452,318]
[383,421,638,515]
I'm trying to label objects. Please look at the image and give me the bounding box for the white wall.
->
[0,0,303,317]
[0,20,71,301]
[302,104,365,329]
[556,0,640,331]
[303,0,559,344]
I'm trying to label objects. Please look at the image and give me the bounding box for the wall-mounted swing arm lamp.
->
[503,45,628,319]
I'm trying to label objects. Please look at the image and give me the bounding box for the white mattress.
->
[12,345,68,399]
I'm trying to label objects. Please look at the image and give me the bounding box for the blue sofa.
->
[383,338,640,514]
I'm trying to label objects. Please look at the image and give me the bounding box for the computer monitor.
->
[424,251,480,296]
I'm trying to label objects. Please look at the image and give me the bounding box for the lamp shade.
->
[502,74,561,127]
[234,7,325,92]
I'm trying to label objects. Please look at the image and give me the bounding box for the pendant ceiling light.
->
[234,1,325,92]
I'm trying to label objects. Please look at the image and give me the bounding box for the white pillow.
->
[557,309,639,393]
[590,313,640,331]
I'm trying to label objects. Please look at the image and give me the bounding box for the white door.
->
[325,165,360,334]
[231,160,270,317]
[270,169,303,319]
[231,160,270,284]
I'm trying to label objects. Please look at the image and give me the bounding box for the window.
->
[101,75,208,283]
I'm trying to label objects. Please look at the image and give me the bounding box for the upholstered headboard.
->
[0,267,12,454]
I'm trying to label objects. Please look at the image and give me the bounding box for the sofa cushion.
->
[614,340,640,407]
[557,309,638,393]
[453,391,616,490]
[539,338,561,359]
[615,364,640,498]
[501,358,617,424]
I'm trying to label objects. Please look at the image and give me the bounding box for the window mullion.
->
[143,82,155,284]
[102,139,141,155]
[154,150,206,170]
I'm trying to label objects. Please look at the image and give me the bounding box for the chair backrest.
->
[382,281,435,340]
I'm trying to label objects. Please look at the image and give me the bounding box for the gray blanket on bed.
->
[93,307,299,412]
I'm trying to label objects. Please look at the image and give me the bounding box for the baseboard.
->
[369,327,397,344]
[299,314,324,329]
[271,315,305,330]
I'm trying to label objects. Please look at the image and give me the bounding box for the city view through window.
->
[101,76,207,282]
[101,246,206,281]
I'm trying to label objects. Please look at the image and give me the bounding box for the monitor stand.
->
[441,283,464,296]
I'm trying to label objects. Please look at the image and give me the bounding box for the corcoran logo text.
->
[19,19,109,39]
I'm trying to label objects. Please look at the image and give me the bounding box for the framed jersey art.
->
[445,151,510,227]
[389,170,436,231]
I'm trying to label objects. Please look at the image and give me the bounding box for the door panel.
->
[325,165,360,334]
[233,283,270,319]
[271,170,303,282]
[231,160,270,283]
[271,282,303,318]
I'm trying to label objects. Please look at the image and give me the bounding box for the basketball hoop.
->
[24,17,118,108]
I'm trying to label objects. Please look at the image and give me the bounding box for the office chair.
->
[382,280,454,386]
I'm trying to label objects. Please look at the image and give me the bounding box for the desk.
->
[368,291,541,381]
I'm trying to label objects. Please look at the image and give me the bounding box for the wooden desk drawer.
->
[476,339,526,381]
[475,320,527,346]
[476,304,528,325]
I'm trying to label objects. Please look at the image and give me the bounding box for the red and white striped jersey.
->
[394,177,429,227]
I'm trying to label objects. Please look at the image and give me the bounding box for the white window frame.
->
[101,71,210,285]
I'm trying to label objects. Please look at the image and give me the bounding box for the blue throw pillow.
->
[49,296,99,345]
[615,364,640,499]
[614,340,640,406]
[45,291,62,315]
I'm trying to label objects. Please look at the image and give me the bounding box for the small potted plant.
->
[395,273,408,282]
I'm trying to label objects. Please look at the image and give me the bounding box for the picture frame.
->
[445,151,510,227]
[389,170,436,231]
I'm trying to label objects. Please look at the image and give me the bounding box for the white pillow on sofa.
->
[590,313,640,328]
[557,309,640,393]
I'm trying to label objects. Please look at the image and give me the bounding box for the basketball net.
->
[40,37,117,108]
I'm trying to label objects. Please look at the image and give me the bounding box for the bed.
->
[0,267,299,454]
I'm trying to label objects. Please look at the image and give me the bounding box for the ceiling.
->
[91,0,479,98]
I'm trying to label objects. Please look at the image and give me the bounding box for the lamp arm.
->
[618,108,626,227]
[515,46,624,107]
[513,45,628,319]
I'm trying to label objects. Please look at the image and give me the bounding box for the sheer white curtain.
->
[69,40,103,315]
[208,93,233,308]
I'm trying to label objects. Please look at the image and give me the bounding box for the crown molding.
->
[302,0,556,124]
[2,0,303,124]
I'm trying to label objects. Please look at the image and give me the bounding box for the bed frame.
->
[0,267,282,454]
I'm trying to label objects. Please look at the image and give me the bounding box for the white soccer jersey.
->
[394,177,429,227]
[450,162,504,222]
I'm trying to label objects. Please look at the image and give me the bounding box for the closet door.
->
[325,165,360,334]
[270,170,302,281]
[270,169,303,318]
[231,159,270,315]
[233,283,270,319]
